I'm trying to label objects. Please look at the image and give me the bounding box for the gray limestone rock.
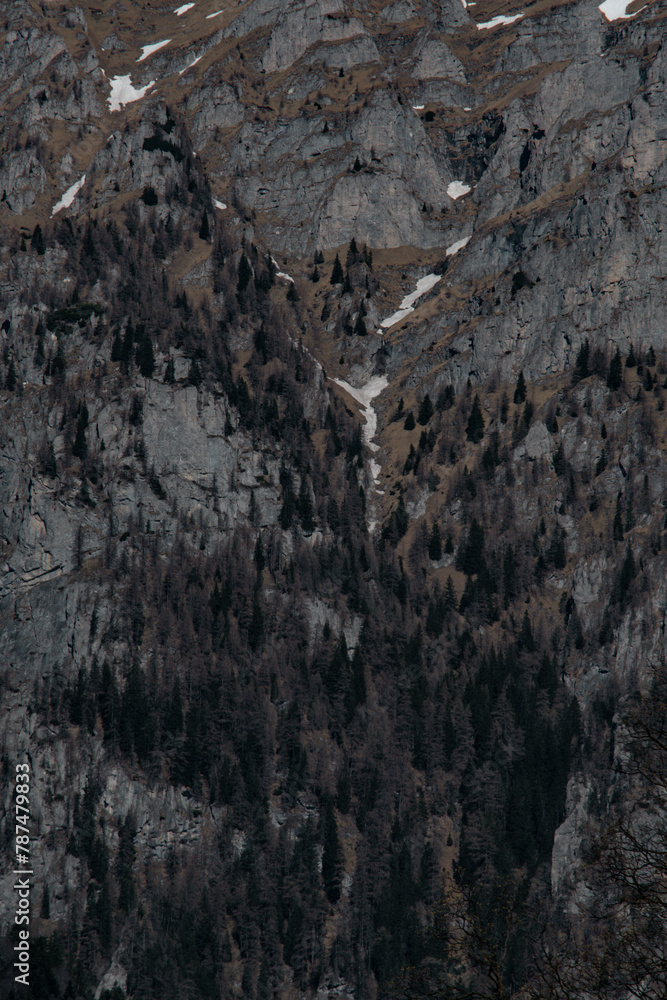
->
[261,0,376,73]
[0,147,47,214]
[381,0,416,21]
[411,32,466,82]
[101,33,127,51]
[185,84,245,148]
[513,420,553,461]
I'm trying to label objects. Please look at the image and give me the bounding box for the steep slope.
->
[1,1,667,998]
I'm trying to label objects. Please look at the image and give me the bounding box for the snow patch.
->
[174,2,195,13]
[137,39,171,62]
[213,199,227,210]
[331,376,388,462]
[413,104,425,110]
[271,256,294,283]
[598,0,644,18]
[108,75,155,111]
[179,54,202,75]
[206,8,224,16]
[380,273,442,329]
[51,174,86,216]
[477,12,523,27]
[446,236,470,256]
[447,180,471,199]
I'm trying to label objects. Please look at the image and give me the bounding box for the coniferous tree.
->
[72,402,89,459]
[165,678,183,735]
[418,394,434,425]
[5,357,17,391]
[456,519,485,576]
[346,646,366,718]
[32,223,46,255]
[514,371,527,404]
[237,253,252,296]
[136,329,155,378]
[466,395,485,443]
[613,493,625,541]
[116,815,136,912]
[120,322,135,374]
[428,522,442,561]
[322,799,343,904]
[111,328,123,362]
[573,339,590,381]
[607,347,623,389]
[330,253,344,285]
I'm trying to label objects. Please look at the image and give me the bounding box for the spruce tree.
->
[32,224,46,255]
[607,347,623,389]
[418,393,434,425]
[613,493,625,541]
[354,312,366,336]
[330,253,344,285]
[136,330,155,378]
[111,328,123,362]
[465,395,485,443]
[321,799,343,904]
[514,370,527,404]
[237,253,252,295]
[5,357,17,391]
[428,522,442,561]
[72,402,89,459]
[573,339,590,381]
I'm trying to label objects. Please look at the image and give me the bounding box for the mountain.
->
[1,1,667,998]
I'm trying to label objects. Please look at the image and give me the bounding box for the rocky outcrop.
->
[261,0,377,73]
[0,27,66,94]
[411,31,466,82]
[185,83,244,148]
[0,147,47,214]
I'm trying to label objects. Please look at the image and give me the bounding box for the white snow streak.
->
[174,3,195,13]
[271,256,294,283]
[598,0,644,18]
[179,54,202,75]
[413,104,425,110]
[477,12,523,27]
[137,39,171,62]
[51,174,86,216]
[446,236,470,256]
[108,75,155,111]
[331,376,388,458]
[380,273,442,329]
[214,199,227,210]
[447,180,471,199]
[206,9,224,17]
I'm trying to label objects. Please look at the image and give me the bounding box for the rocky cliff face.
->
[1,0,666,997]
